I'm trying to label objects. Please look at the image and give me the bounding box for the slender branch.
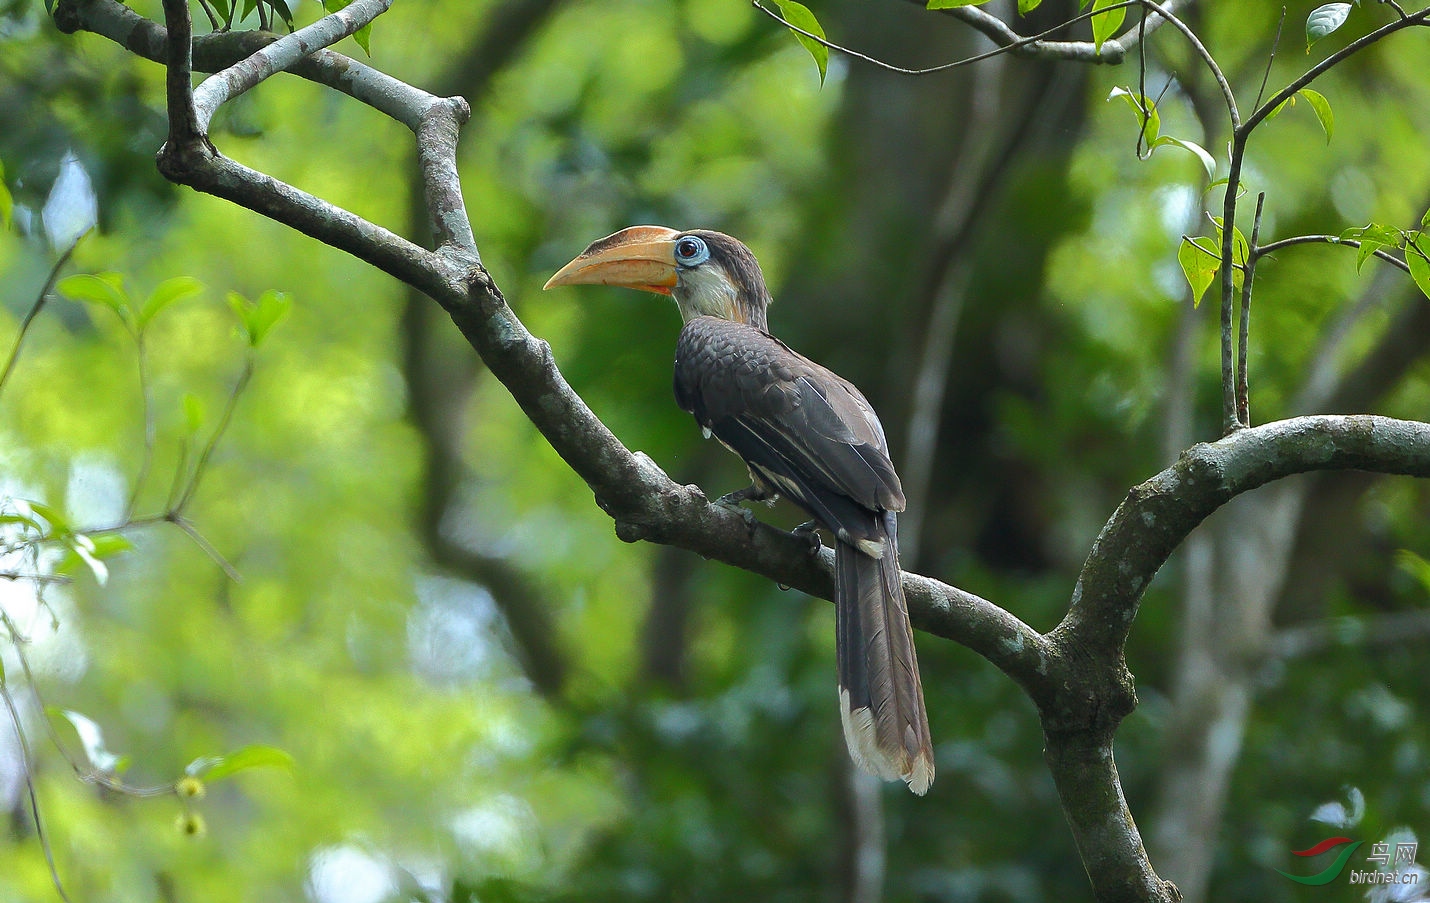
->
[1237,193,1265,426]
[1245,6,1430,134]
[1272,610,1430,659]
[0,682,71,902]
[904,0,1190,65]
[1252,7,1286,112]
[754,0,1170,76]
[191,0,392,131]
[1256,234,1413,273]
[173,355,253,514]
[0,238,82,400]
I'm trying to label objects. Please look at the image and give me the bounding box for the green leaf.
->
[1150,135,1216,178]
[1107,86,1160,148]
[1395,549,1430,594]
[353,22,372,54]
[1340,223,1401,246]
[24,499,71,535]
[1407,237,1430,301]
[1306,3,1351,52]
[57,272,133,326]
[57,533,110,585]
[1209,217,1249,267]
[183,392,206,433]
[139,276,204,329]
[771,0,828,85]
[1018,0,1042,12]
[1420,208,1430,231]
[0,163,12,231]
[1297,88,1333,143]
[1355,240,1384,271]
[1178,236,1220,307]
[52,709,126,774]
[186,744,295,782]
[1090,0,1124,51]
[1264,95,1293,123]
[926,0,991,7]
[228,289,292,347]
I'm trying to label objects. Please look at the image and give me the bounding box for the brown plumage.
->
[546,227,934,794]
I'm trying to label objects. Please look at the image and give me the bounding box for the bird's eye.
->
[674,235,709,267]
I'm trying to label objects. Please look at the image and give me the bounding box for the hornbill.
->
[545,226,934,795]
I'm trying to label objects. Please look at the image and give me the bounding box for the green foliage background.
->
[1,0,1429,900]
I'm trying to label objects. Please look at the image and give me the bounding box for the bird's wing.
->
[674,317,905,533]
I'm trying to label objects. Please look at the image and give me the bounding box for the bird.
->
[544,226,934,795]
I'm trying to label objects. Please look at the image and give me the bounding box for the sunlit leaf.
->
[58,272,133,326]
[1179,236,1220,307]
[1306,3,1351,52]
[228,289,292,347]
[0,160,12,230]
[353,23,372,54]
[186,744,296,781]
[1264,95,1293,122]
[52,709,125,774]
[1421,208,1430,231]
[771,0,828,85]
[1107,86,1160,148]
[57,532,109,584]
[926,0,991,7]
[1210,216,1249,267]
[1018,0,1042,12]
[1395,549,1430,593]
[1091,0,1124,51]
[1407,237,1430,301]
[1355,240,1384,271]
[1297,88,1333,143]
[139,276,204,329]
[1151,135,1216,178]
[41,151,97,250]
[24,499,72,535]
[184,392,206,433]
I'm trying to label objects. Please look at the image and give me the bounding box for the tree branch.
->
[1054,415,1430,680]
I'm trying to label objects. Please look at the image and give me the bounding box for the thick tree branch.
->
[1055,415,1430,676]
[50,6,1430,902]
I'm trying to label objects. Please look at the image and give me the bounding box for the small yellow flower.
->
[176,776,207,799]
[176,812,207,837]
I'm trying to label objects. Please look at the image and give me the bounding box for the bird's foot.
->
[716,484,772,507]
[790,521,824,555]
[715,486,767,534]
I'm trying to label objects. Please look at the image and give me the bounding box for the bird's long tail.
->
[835,512,934,795]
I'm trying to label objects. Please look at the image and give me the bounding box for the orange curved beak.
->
[543,225,682,296]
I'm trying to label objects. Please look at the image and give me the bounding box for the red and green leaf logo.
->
[1277,837,1364,886]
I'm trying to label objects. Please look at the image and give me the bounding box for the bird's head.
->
[543,225,771,331]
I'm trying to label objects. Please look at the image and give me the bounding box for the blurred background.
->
[2,0,1429,900]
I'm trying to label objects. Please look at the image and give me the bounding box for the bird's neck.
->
[673,268,770,332]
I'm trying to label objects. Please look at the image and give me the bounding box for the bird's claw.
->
[790,520,823,555]
[715,487,764,535]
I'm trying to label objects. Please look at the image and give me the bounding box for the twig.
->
[0,682,71,902]
[1252,8,1286,112]
[1238,192,1265,426]
[173,355,253,514]
[0,237,84,400]
[754,0,1165,76]
[904,0,1190,64]
[1256,234,1413,274]
[191,0,393,131]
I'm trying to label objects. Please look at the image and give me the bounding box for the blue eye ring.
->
[674,235,709,267]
